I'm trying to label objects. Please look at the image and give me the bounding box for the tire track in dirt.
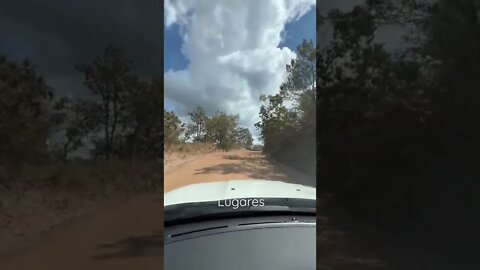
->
[164,149,292,193]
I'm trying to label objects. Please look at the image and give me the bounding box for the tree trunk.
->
[110,95,118,160]
[104,84,111,162]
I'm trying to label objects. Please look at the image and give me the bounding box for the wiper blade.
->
[164,198,316,226]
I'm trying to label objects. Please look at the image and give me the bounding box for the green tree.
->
[0,56,53,165]
[255,40,316,173]
[164,110,184,145]
[121,76,162,159]
[186,106,208,142]
[280,39,316,116]
[205,112,239,150]
[76,45,133,161]
[235,127,254,148]
[255,94,299,156]
[49,98,98,162]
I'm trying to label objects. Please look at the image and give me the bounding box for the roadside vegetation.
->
[164,105,258,154]
[0,45,161,253]
[318,0,480,267]
[255,40,316,176]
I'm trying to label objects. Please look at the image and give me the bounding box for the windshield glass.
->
[163,0,317,198]
[163,1,317,269]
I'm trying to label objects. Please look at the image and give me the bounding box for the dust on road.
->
[164,149,293,193]
[0,194,163,270]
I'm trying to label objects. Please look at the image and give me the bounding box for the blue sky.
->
[164,23,188,73]
[164,8,316,72]
[164,7,316,113]
[164,1,316,142]
[279,8,316,50]
[163,8,316,71]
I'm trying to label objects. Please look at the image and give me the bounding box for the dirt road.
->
[164,149,314,192]
[0,194,163,270]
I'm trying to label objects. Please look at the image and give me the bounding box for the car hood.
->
[164,179,316,206]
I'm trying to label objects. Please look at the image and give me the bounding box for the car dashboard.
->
[164,215,316,270]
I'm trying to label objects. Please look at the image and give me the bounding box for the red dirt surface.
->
[164,149,292,192]
[0,194,163,270]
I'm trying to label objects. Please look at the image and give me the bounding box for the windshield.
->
[163,1,317,269]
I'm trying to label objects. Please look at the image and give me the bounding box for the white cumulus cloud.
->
[164,0,315,143]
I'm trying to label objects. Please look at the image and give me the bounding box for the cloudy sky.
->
[0,0,161,98]
[164,0,316,143]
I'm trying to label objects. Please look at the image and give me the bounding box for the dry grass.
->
[164,143,217,172]
[164,142,216,154]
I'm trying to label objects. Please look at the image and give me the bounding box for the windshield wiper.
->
[164,198,316,226]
